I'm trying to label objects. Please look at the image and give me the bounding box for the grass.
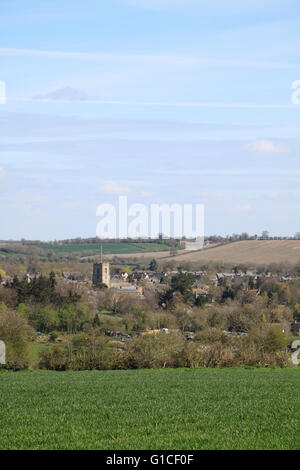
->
[39,242,171,255]
[0,368,299,450]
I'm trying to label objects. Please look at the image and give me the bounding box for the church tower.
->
[92,262,110,287]
[92,245,110,287]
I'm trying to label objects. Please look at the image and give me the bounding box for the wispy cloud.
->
[4,112,299,140]
[0,47,200,65]
[266,191,280,200]
[100,180,134,195]
[229,204,252,214]
[14,97,296,109]
[164,168,300,177]
[244,140,290,155]
[196,189,233,204]
[33,86,90,101]
[1,47,300,70]
[140,190,153,198]
[122,0,290,14]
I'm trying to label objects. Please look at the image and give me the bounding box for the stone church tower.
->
[92,262,110,287]
[92,245,110,287]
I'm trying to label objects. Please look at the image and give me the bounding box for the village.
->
[2,254,300,346]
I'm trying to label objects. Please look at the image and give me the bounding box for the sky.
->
[1,0,300,240]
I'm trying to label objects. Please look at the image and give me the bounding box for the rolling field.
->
[102,240,300,265]
[2,240,300,266]
[0,368,299,450]
[168,240,300,265]
[39,242,171,255]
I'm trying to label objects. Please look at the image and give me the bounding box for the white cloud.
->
[244,140,290,155]
[230,204,252,214]
[266,191,280,200]
[140,190,153,198]
[197,189,233,203]
[60,201,89,209]
[34,87,90,102]
[100,180,134,195]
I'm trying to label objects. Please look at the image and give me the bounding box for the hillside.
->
[168,240,300,265]
[2,240,300,266]
[0,241,172,261]
[38,242,171,255]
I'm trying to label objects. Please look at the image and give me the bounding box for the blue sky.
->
[1,0,300,240]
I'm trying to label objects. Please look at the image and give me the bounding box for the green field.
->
[39,242,170,255]
[0,368,299,450]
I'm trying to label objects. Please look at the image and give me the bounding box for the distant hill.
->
[2,239,300,266]
[167,240,300,265]
[0,241,172,261]
[38,242,171,255]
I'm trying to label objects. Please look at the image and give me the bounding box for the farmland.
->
[0,368,299,450]
[74,239,300,265]
[39,242,171,255]
[0,241,172,262]
[169,240,300,265]
[103,239,300,265]
[3,240,300,266]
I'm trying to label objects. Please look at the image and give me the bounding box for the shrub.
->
[124,333,186,369]
[38,347,68,371]
[263,327,288,352]
[49,331,59,342]
[0,306,34,370]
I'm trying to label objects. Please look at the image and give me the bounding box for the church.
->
[92,262,110,287]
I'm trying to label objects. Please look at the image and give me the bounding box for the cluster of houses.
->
[1,258,299,310]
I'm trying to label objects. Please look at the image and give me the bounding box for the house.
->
[111,282,144,298]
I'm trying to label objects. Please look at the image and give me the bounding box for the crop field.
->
[169,240,300,265]
[39,242,170,255]
[0,368,299,450]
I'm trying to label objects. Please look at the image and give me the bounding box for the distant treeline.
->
[18,237,181,246]
[2,233,300,246]
[207,232,300,243]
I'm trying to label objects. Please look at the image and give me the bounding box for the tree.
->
[170,273,195,303]
[37,307,59,332]
[149,259,158,272]
[0,306,34,369]
[0,269,6,281]
[122,266,132,275]
[294,262,300,277]
[169,245,178,257]
[262,230,269,240]
[94,282,108,290]
[221,285,236,302]
[227,310,252,333]
[263,327,287,352]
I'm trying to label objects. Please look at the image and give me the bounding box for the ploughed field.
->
[171,240,300,265]
[0,368,299,450]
